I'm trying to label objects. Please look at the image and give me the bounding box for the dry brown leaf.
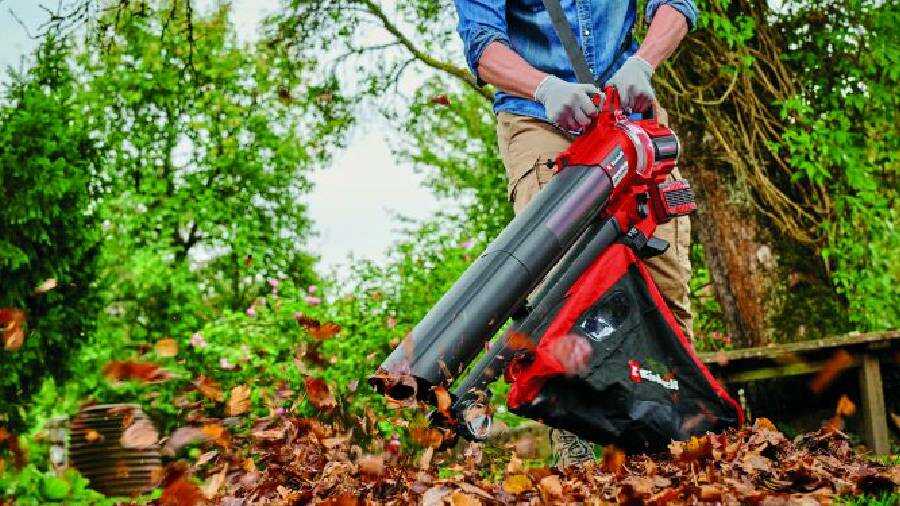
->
[159,478,203,506]
[538,475,563,501]
[810,350,853,393]
[433,386,452,418]
[120,419,158,449]
[201,423,230,448]
[836,395,856,417]
[227,385,252,416]
[0,309,26,351]
[502,474,532,495]
[202,464,228,499]
[358,454,385,476]
[305,377,336,409]
[601,444,626,474]
[449,491,482,506]
[506,331,536,352]
[84,429,102,443]
[155,338,179,358]
[163,427,207,456]
[103,360,170,383]
[196,375,224,402]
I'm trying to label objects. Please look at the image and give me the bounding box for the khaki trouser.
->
[496,112,694,339]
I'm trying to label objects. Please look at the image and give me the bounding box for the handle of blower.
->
[590,85,655,120]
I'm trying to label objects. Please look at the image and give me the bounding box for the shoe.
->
[549,428,594,468]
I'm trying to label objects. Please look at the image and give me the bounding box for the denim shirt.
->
[454,0,698,120]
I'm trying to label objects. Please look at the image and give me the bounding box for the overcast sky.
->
[0,0,441,278]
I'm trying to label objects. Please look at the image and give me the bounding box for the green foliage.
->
[71,3,350,355]
[0,466,116,505]
[777,1,899,329]
[0,37,102,429]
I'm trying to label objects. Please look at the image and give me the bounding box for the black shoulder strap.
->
[539,0,596,86]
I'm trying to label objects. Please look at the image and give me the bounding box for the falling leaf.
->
[227,385,252,416]
[84,429,102,443]
[810,350,853,393]
[305,377,336,409]
[836,395,856,417]
[159,478,203,506]
[502,474,533,495]
[429,94,451,106]
[548,334,591,375]
[155,338,179,358]
[0,309,26,351]
[601,444,626,473]
[891,413,900,431]
[34,278,58,294]
[121,419,158,448]
[103,360,170,383]
[196,376,224,402]
[433,386,452,418]
[506,331,536,352]
[309,322,341,340]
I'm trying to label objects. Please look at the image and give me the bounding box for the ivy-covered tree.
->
[0,37,102,427]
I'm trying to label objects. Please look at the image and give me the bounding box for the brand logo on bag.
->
[628,359,679,391]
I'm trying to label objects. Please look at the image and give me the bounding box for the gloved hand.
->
[533,75,600,132]
[606,56,655,113]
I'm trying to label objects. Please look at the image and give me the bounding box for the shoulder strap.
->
[539,0,596,86]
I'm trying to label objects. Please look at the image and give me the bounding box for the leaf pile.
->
[189,417,898,505]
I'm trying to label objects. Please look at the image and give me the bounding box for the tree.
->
[0,37,102,427]
[78,4,348,340]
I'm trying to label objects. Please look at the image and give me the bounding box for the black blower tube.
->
[371,163,615,404]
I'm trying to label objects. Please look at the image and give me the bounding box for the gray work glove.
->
[533,75,600,132]
[606,56,655,113]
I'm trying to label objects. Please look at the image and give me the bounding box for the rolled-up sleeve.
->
[454,0,510,83]
[645,0,699,30]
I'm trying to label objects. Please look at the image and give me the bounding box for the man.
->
[453,0,698,466]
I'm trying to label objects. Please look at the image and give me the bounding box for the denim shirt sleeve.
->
[454,0,510,83]
[645,0,699,30]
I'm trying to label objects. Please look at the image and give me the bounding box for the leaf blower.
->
[369,87,743,454]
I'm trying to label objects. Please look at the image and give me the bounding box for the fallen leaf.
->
[429,94,451,106]
[155,338,179,358]
[538,475,563,501]
[449,491,481,506]
[0,309,26,351]
[103,360,170,383]
[305,377,336,409]
[357,454,384,476]
[309,322,341,340]
[120,419,158,448]
[502,474,533,495]
[601,444,626,474]
[84,429,102,443]
[201,423,230,448]
[163,427,207,456]
[227,385,252,416]
[202,464,228,499]
[159,478,203,506]
[196,376,224,402]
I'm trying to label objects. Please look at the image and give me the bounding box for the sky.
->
[0,0,442,277]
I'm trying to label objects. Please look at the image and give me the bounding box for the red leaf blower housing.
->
[370,87,743,454]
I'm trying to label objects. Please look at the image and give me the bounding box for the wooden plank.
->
[716,356,860,383]
[698,330,900,365]
[858,354,890,455]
